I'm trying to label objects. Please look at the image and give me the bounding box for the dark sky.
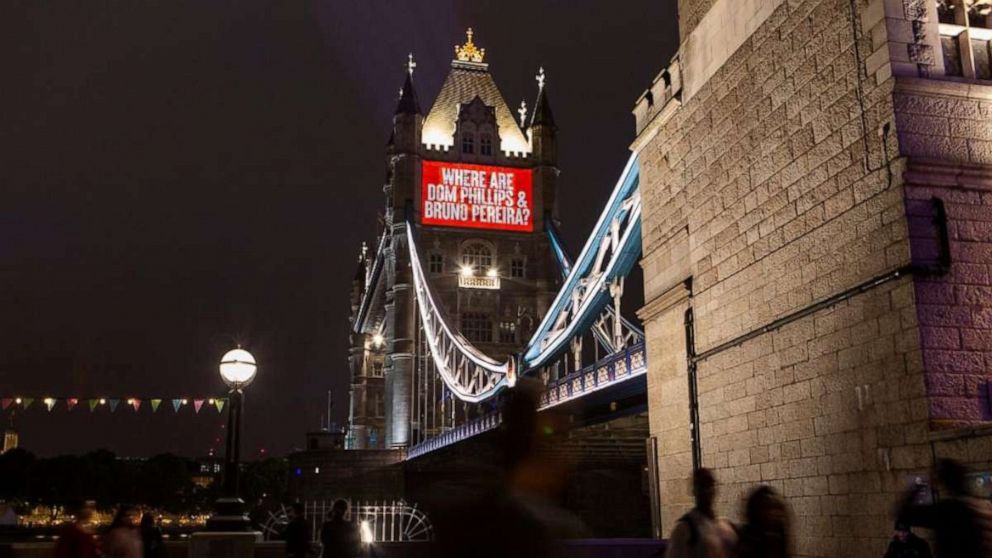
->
[0,1,678,458]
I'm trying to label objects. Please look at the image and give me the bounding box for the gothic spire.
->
[530,67,556,128]
[394,54,421,115]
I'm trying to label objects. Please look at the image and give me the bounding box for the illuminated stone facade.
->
[348,31,561,449]
[635,0,992,555]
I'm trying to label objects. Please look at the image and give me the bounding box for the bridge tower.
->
[350,29,562,449]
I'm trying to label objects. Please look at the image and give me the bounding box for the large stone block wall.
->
[905,165,992,428]
[637,0,939,555]
[895,79,992,166]
[678,0,721,39]
[695,278,929,556]
[892,79,992,430]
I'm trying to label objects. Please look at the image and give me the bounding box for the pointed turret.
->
[394,69,421,116]
[390,53,424,210]
[530,69,556,129]
[529,67,558,167]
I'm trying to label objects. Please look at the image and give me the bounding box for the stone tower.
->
[349,29,562,449]
[634,0,992,553]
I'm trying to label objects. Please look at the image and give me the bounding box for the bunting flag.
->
[0,395,225,416]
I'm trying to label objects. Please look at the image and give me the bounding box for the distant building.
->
[2,413,17,453]
[287,429,404,502]
[191,456,222,489]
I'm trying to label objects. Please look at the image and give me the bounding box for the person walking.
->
[896,458,992,558]
[102,505,143,558]
[883,521,932,558]
[139,513,164,558]
[284,502,311,558]
[319,500,360,558]
[54,500,99,558]
[664,468,738,558]
[737,485,790,558]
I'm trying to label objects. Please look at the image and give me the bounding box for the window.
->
[370,360,384,377]
[510,258,526,278]
[462,242,494,274]
[428,252,444,274]
[461,132,475,154]
[480,133,493,156]
[938,0,992,80]
[373,393,384,417]
[461,313,493,343]
[499,321,516,344]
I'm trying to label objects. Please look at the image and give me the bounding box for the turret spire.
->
[406,53,417,77]
[530,66,556,128]
[394,54,421,115]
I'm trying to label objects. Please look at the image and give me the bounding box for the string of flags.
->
[0,397,227,414]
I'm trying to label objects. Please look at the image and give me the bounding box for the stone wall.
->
[893,78,992,429]
[677,0,720,39]
[694,278,929,556]
[636,0,939,555]
[906,169,992,429]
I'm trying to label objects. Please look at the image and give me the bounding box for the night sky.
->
[1,1,678,457]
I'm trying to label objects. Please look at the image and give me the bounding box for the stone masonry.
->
[635,0,992,556]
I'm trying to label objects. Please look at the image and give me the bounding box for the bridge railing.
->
[406,411,503,460]
[406,343,648,460]
[539,342,646,409]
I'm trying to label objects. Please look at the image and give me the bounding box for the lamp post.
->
[206,347,257,532]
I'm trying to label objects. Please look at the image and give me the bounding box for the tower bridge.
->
[348,29,648,452]
[343,29,653,536]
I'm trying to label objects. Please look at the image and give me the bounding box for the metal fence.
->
[306,500,432,543]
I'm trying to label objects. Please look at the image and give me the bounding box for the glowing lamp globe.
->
[219,348,257,389]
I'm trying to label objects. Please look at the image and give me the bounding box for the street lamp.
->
[206,347,257,532]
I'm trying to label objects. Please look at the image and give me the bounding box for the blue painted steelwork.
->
[522,154,642,369]
[545,214,645,346]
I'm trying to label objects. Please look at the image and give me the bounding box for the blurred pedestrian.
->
[103,505,142,558]
[319,500,360,558]
[284,502,311,558]
[737,485,790,558]
[54,500,99,558]
[664,468,738,558]
[139,513,163,558]
[883,521,931,558]
[432,380,584,558]
[896,458,992,558]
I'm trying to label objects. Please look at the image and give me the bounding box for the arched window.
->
[461,132,475,154]
[461,313,493,343]
[461,242,494,274]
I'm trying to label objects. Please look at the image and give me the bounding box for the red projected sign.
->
[421,161,533,232]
